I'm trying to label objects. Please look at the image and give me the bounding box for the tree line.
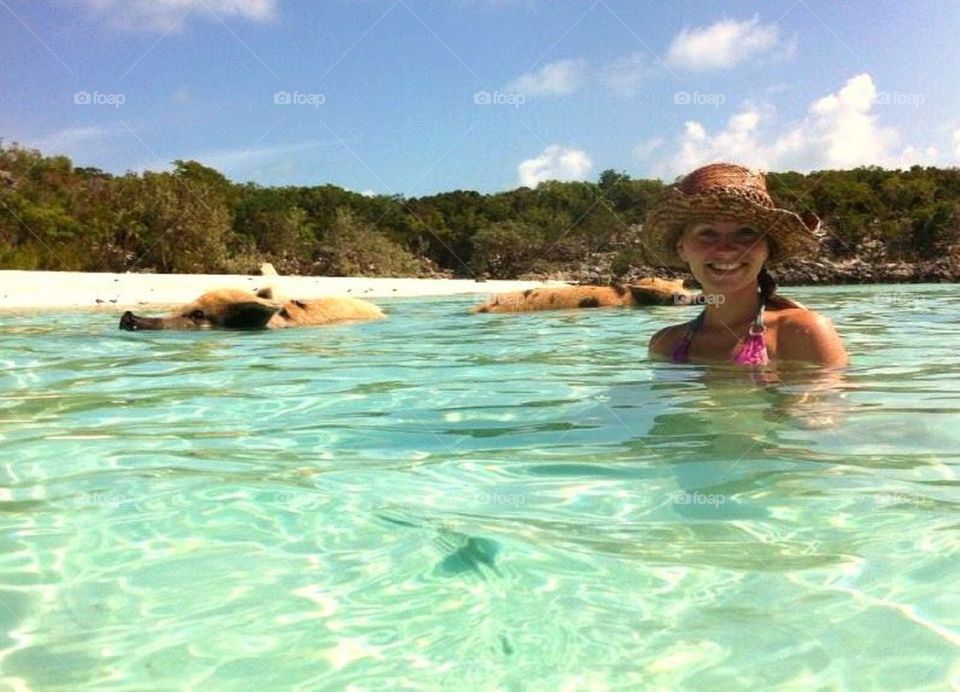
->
[1,140,959,280]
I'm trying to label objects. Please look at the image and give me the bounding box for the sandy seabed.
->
[0,270,570,311]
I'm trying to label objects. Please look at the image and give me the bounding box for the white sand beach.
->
[0,270,571,311]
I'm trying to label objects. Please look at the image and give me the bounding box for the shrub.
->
[314,208,426,277]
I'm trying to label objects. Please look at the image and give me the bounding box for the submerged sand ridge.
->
[0,270,571,311]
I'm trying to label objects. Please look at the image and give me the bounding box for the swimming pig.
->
[471,277,695,313]
[119,287,384,331]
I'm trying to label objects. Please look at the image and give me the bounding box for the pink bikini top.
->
[670,305,769,366]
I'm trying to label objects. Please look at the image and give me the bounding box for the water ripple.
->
[1,286,958,688]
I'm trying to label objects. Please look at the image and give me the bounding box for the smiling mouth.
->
[706,262,745,273]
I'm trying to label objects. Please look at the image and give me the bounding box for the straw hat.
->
[642,162,821,268]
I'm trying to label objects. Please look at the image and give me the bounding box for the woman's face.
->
[677,220,770,291]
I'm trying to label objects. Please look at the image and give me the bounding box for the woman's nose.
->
[715,235,740,251]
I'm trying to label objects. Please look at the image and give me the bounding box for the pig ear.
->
[222,301,280,329]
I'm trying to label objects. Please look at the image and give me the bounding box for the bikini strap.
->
[749,302,766,335]
[669,309,706,363]
[734,302,769,366]
[690,309,707,332]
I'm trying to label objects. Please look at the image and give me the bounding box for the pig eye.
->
[189,310,205,320]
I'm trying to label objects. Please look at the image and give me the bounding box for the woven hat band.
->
[676,163,774,208]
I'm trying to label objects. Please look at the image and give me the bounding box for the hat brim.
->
[642,189,820,269]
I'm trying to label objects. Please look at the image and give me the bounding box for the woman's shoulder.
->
[648,322,688,360]
[767,307,835,330]
[768,307,848,366]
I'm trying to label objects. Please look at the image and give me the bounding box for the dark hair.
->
[759,266,805,310]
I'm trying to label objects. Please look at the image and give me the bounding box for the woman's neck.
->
[701,282,762,330]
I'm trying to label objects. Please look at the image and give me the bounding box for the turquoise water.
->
[1,284,958,690]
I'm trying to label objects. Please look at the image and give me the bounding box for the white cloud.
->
[804,73,896,167]
[894,146,939,168]
[653,73,942,177]
[505,59,588,97]
[74,0,277,31]
[599,52,656,96]
[666,16,780,71]
[518,145,592,187]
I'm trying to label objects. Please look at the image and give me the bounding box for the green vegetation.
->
[1,140,958,279]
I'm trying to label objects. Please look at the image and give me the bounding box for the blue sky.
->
[3,0,960,196]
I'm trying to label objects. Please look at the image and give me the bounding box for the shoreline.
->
[0,270,571,311]
[1,269,955,312]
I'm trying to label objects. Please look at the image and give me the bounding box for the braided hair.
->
[758,266,806,310]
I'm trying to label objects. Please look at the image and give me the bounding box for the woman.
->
[643,162,848,367]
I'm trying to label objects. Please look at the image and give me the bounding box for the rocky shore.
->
[523,256,960,287]
[531,232,960,286]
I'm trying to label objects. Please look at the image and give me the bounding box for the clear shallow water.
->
[1,284,958,690]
